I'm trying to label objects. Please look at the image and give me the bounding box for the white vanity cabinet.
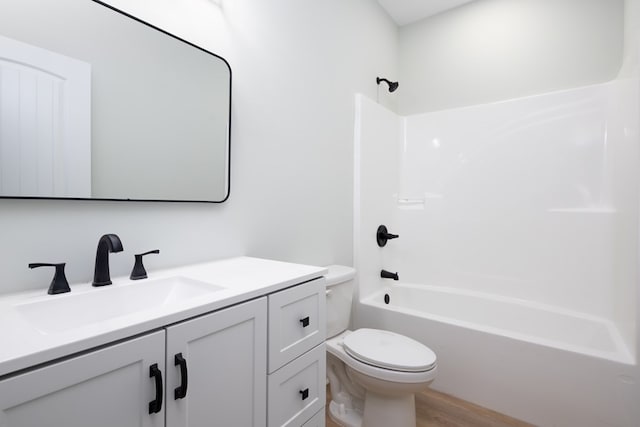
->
[0,331,166,427]
[0,258,327,427]
[0,299,268,427]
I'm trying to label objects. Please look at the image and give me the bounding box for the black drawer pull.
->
[299,388,309,400]
[174,353,188,400]
[149,363,163,414]
[299,316,310,328]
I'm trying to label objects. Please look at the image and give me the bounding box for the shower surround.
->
[352,77,640,426]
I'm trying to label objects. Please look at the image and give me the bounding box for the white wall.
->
[398,0,624,114]
[621,0,640,76]
[0,0,398,294]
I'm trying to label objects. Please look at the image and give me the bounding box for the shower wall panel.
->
[392,79,639,346]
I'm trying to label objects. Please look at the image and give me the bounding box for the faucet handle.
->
[377,225,399,247]
[130,250,160,280]
[29,263,71,295]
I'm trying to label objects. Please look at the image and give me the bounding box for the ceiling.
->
[377,0,477,26]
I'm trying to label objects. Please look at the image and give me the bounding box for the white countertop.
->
[0,256,327,377]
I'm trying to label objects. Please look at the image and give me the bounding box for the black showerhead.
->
[376,77,399,93]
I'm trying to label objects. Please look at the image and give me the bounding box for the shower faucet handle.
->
[377,225,399,247]
[380,270,399,281]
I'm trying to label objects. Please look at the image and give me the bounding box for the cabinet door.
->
[166,298,267,427]
[0,331,165,427]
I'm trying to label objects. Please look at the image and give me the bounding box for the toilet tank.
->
[325,265,356,338]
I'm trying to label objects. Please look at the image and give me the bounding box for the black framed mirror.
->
[0,0,231,202]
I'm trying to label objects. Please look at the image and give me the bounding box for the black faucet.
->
[93,234,124,286]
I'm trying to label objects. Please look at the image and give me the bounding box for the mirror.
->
[0,0,231,202]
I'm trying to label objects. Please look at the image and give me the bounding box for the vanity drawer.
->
[267,344,326,427]
[268,277,326,372]
[302,408,325,427]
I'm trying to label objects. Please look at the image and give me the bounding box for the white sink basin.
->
[16,276,224,334]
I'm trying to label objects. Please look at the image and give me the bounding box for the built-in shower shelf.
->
[397,193,444,210]
[397,198,425,210]
[547,207,617,214]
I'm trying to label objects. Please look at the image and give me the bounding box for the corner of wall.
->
[619,0,640,78]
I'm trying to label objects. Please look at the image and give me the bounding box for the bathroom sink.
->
[15,276,225,334]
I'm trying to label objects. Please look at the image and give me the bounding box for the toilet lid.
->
[343,329,436,372]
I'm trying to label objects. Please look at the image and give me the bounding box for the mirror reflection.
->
[0,0,231,202]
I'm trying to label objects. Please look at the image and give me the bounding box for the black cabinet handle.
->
[174,353,188,400]
[149,363,163,414]
[299,388,309,400]
[299,316,310,328]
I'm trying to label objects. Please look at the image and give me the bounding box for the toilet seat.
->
[343,328,436,372]
[326,331,438,385]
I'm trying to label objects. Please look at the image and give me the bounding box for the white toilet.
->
[325,265,437,427]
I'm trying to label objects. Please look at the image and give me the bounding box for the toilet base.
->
[329,400,362,427]
[363,391,416,427]
[328,391,417,427]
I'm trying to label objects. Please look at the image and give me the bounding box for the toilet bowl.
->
[324,266,437,427]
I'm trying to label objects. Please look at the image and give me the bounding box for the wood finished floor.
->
[325,387,534,427]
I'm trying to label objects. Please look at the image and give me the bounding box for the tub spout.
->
[380,270,399,281]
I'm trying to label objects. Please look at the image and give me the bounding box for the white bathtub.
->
[365,283,631,364]
[355,283,639,427]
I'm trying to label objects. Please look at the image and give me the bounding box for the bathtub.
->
[354,283,639,427]
[364,283,631,364]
